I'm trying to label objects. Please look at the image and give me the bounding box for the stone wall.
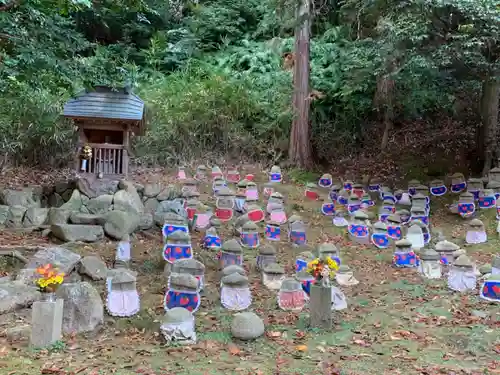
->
[0,177,183,242]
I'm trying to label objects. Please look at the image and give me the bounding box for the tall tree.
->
[289,0,313,169]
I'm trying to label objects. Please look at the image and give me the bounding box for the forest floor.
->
[0,169,499,375]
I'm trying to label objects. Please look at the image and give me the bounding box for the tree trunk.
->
[374,64,396,152]
[479,76,500,176]
[380,110,393,151]
[288,0,313,169]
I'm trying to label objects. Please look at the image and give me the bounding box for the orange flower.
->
[36,264,53,276]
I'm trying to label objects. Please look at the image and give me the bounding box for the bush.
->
[0,80,75,169]
[134,59,292,164]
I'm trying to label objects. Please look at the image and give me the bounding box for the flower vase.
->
[309,284,332,329]
[30,296,63,348]
[41,292,57,302]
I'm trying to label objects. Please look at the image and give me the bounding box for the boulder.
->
[0,188,40,208]
[69,212,105,225]
[56,282,104,334]
[55,181,74,195]
[60,189,83,211]
[103,210,140,240]
[5,325,31,343]
[113,190,144,214]
[157,185,181,201]
[117,180,144,213]
[16,246,81,285]
[86,194,113,214]
[0,205,9,225]
[76,177,119,199]
[79,256,108,280]
[156,199,186,217]
[5,205,27,227]
[47,207,71,225]
[51,224,104,242]
[138,213,154,231]
[61,189,74,202]
[0,281,41,314]
[143,184,162,198]
[23,207,49,227]
[230,312,265,340]
[48,193,64,207]
[144,198,160,212]
[134,183,145,195]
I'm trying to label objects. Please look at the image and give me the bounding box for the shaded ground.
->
[0,171,499,375]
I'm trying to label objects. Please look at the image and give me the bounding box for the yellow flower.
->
[326,257,339,271]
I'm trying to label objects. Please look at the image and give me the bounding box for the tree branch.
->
[0,0,19,12]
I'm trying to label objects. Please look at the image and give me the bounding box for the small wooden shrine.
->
[63,86,146,177]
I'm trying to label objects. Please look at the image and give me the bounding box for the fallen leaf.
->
[295,345,308,352]
[227,343,240,355]
[352,339,371,347]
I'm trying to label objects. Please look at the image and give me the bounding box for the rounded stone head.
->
[169,273,199,291]
[454,255,473,268]
[162,307,193,324]
[221,272,249,287]
[270,165,281,174]
[242,221,258,232]
[221,239,243,253]
[221,264,246,278]
[167,230,191,243]
[259,244,276,255]
[468,219,484,230]
[373,221,387,232]
[395,238,412,251]
[280,278,302,291]
[262,263,285,275]
[237,179,249,189]
[435,240,460,253]
[419,248,440,261]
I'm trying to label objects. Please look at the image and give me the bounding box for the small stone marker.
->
[309,284,332,330]
[230,312,265,340]
[30,298,63,347]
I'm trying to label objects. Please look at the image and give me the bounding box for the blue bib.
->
[371,233,390,249]
[451,182,466,193]
[164,290,200,313]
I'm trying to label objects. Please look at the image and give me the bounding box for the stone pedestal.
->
[309,284,332,330]
[30,299,63,348]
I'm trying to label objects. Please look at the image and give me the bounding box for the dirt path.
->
[0,174,499,375]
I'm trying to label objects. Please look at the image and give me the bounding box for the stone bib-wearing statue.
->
[215,187,235,222]
[393,238,418,268]
[164,273,201,313]
[163,231,193,265]
[418,249,442,279]
[106,269,140,317]
[262,263,286,290]
[318,173,333,188]
[348,211,369,244]
[278,278,306,311]
[448,255,476,292]
[371,221,390,249]
[479,274,500,302]
[220,273,252,311]
[466,219,487,244]
[450,173,466,193]
[160,307,196,345]
[269,165,282,183]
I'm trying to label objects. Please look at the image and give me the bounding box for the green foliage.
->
[0,0,498,167]
[134,60,292,164]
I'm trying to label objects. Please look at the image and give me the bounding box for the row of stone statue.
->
[168,166,499,303]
